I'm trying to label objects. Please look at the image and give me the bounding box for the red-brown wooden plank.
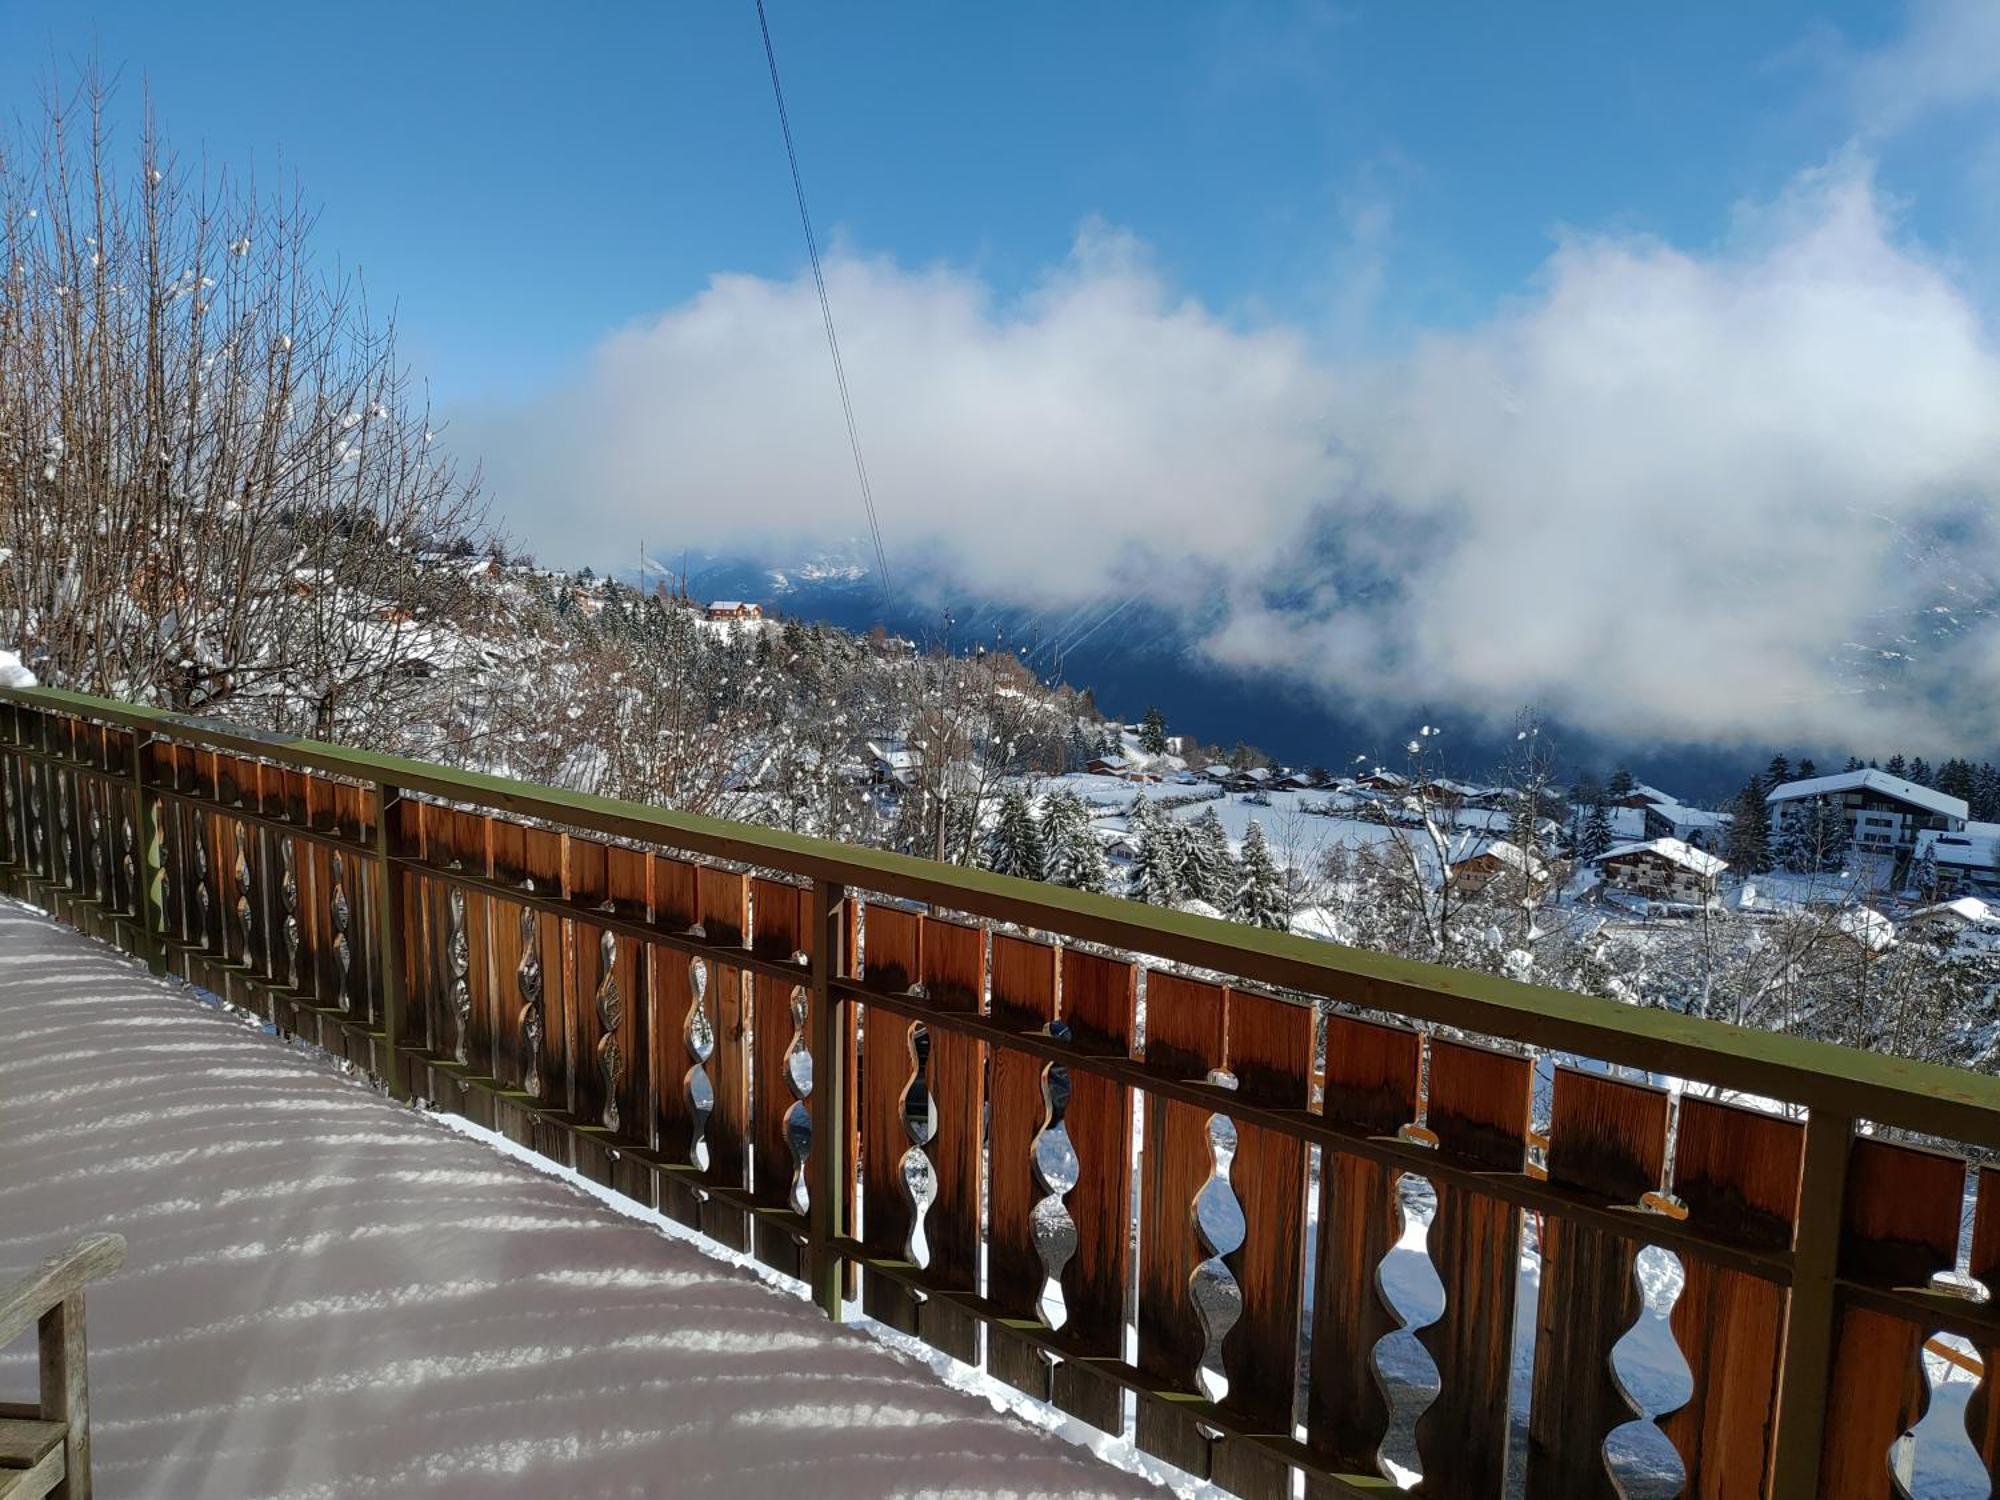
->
[1215,987,1314,1500]
[1055,946,1137,1434]
[749,877,810,1274]
[1662,1096,1803,1499]
[1412,1037,1532,1500]
[1962,1171,2000,1481]
[917,915,985,1362]
[696,865,751,1250]
[650,855,705,1227]
[1308,1014,1421,1476]
[858,902,923,1331]
[988,931,1059,1399]
[1525,1069,1670,1499]
[1821,1137,1967,1500]
[1135,970,1228,1476]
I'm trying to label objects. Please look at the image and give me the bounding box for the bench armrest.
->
[0,1235,126,1349]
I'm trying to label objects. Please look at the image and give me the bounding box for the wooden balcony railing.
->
[7,683,2000,1498]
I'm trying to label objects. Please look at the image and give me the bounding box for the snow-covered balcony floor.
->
[0,899,1151,1499]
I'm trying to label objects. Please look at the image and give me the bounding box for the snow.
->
[1767,768,1970,824]
[1834,904,1898,954]
[0,650,38,688]
[1600,837,1728,878]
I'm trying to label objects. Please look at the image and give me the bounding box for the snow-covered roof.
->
[1451,838,1549,881]
[1918,823,2000,869]
[1600,838,1728,878]
[1646,799,1731,831]
[1766,769,1968,823]
[1833,905,1897,954]
[1910,896,2000,929]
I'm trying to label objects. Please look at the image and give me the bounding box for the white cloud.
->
[1844,0,2000,137]
[470,163,2000,750]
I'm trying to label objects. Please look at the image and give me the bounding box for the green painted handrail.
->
[8,681,2000,1147]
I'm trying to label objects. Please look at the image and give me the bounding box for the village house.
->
[1640,799,1732,850]
[703,599,764,622]
[1446,839,1553,898]
[864,739,920,787]
[1598,838,1728,905]
[1905,896,2000,945]
[1915,824,2000,898]
[1766,769,1966,861]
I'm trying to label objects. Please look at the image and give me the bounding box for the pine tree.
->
[1843,756,1864,772]
[1577,802,1614,863]
[1606,767,1636,798]
[1911,757,1934,787]
[1809,799,1850,873]
[1886,754,1908,778]
[1178,806,1238,907]
[985,786,1047,881]
[1797,758,1817,780]
[1042,791,1108,893]
[1764,754,1792,792]
[1727,777,1771,872]
[1129,819,1184,905]
[1912,844,1940,900]
[1064,721,1092,774]
[1139,705,1169,756]
[1234,820,1289,930]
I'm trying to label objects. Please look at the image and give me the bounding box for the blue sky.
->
[0,1,1969,401]
[8,1,2000,748]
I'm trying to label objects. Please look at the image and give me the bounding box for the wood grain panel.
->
[1054,947,1137,1433]
[1412,1037,1531,1500]
[1215,987,1314,1500]
[696,867,750,1250]
[917,915,985,1362]
[1962,1172,2000,1483]
[1135,970,1229,1477]
[1820,1137,1967,1500]
[988,931,1059,1401]
[1308,1014,1421,1476]
[749,877,809,1274]
[858,903,922,1331]
[1525,1068,1670,1499]
[1661,1096,1803,1499]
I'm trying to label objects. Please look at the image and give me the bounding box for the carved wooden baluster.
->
[649,853,704,1228]
[1661,1096,1804,1498]
[1819,1137,1966,1500]
[446,886,472,1065]
[329,851,353,1011]
[1052,947,1137,1435]
[1135,969,1230,1479]
[695,864,751,1250]
[593,928,623,1132]
[986,932,1060,1401]
[279,837,302,988]
[914,915,984,1363]
[741,877,807,1270]
[857,902,923,1333]
[1962,1169,2000,1483]
[1525,1069,1670,1498]
[1307,1014,1422,1477]
[516,906,544,1098]
[1215,986,1314,1500]
[1413,1038,1532,1500]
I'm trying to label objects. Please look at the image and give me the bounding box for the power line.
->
[754,0,892,599]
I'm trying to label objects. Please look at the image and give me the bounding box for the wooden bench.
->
[0,1236,125,1500]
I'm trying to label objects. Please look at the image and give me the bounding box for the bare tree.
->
[0,69,486,749]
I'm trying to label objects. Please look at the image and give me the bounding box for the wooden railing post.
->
[1768,1106,1852,1496]
[128,733,168,976]
[373,780,409,1100]
[807,878,847,1320]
